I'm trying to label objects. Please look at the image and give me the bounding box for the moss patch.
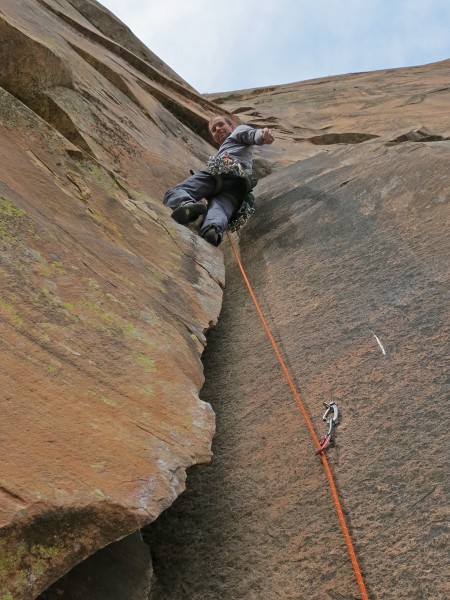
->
[134,352,156,372]
[0,198,25,218]
[0,299,23,328]
[101,396,116,406]
[0,540,58,596]
[0,197,26,239]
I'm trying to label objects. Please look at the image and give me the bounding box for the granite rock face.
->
[147,65,450,599]
[0,1,225,598]
[1,1,449,598]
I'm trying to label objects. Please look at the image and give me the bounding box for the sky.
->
[99,0,450,94]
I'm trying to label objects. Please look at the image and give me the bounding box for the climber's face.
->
[209,117,235,145]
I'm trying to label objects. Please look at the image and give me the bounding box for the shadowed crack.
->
[386,127,449,145]
[0,485,27,504]
[308,132,379,145]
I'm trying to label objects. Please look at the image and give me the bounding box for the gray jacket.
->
[216,125,264,170]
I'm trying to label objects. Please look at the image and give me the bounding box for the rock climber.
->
[163,115,275,246]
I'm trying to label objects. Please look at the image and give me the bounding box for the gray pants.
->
[163,171,241,235]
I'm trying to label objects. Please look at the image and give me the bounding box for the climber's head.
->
[208,115,236,145]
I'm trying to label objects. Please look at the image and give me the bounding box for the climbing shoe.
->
[171,201,207,225]
[202,225,222,247]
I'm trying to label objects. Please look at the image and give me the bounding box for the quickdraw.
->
[315,401,339,454]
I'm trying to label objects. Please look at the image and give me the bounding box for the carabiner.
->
[316,401,339,455]
[322,401,339,428]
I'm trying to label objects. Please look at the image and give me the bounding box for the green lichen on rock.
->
[0,198,25,218]
[0,540,60,597]
[0,299,23,328]
[134,352,156,372]
[30,545,59,578]
[0,541,27,578]
[60,301,75,313]
[0,541,26,597]
[0,197,26,239]
[75,158,122,200]
[34,260,66,278]
[101,395,116,406]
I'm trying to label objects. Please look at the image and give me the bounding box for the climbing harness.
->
[315,401,339,455]
[226,231,369,600]
[203,154,258,232]
[189,154,258,233]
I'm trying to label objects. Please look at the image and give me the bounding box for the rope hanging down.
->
[226,231,369,600]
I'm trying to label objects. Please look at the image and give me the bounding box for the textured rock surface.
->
[207,59,450,171]
[1,1,449,598]
[147,71,450,598]
[0,1,225,598]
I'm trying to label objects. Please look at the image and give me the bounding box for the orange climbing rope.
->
[226,231,369,600]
